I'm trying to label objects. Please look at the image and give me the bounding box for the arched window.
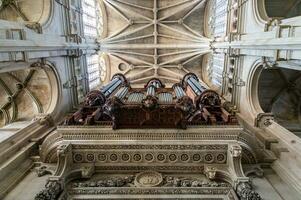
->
[99,55,107,82]
[86,54,107,90]
[205,53,225,91]
[207,0,229,38]
[82,0,103,38]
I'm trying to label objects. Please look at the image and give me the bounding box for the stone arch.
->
[99,0,108,39]
[254,0,270,23]
[0,62,60,127]
[248,59,301,136]
[246,60,265,118]
[257,67,301,136]
[0,0,53,25]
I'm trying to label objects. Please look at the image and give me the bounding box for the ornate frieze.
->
[68,187,231,195]
[71,144,228,165]
[68,172,232,196]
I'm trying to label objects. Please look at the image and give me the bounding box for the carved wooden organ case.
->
[36,74,264,200]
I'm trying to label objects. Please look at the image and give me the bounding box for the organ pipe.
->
[100,74,127,97]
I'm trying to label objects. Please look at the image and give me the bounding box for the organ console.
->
[64,73,237,128]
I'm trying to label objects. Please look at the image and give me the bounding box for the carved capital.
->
[254,113,274,128]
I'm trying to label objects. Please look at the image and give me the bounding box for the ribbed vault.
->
[0,65,58,127]
[0,0,51,23]
[100,0,212,86]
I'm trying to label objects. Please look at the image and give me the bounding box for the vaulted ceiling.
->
[100,0,212,87]
[0,0,51,22]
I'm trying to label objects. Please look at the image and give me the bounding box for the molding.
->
[272,160,301,195]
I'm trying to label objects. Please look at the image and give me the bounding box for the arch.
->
[257,67,301,136]
[82,0,106,39]
[0,62,60,127]
[0,0,53,25]
[248,59,301,136]
[204,0,229,39]
[246,60,265,117]
[254,0,270,23]
[86,53,110,90]
[99,0,108,39]
[201,53,224,93]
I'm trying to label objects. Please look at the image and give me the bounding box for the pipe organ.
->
[65,73,237,128]
[40,74,262,200]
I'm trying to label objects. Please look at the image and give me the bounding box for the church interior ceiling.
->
[1,0,301,199]
[100,0,211,87]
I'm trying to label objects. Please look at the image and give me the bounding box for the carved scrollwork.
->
[83,90,106,107]
[236,182,262,200]
[70,172,231,189]
[35,180,63,200]
[175,96,194,113]
[142,95,158,110]
[196,90,221,109]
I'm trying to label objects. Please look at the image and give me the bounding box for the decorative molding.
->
[236,182,262,200]
[69,144,229,165]
[134,171,163,187]
[35,180,63,200]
